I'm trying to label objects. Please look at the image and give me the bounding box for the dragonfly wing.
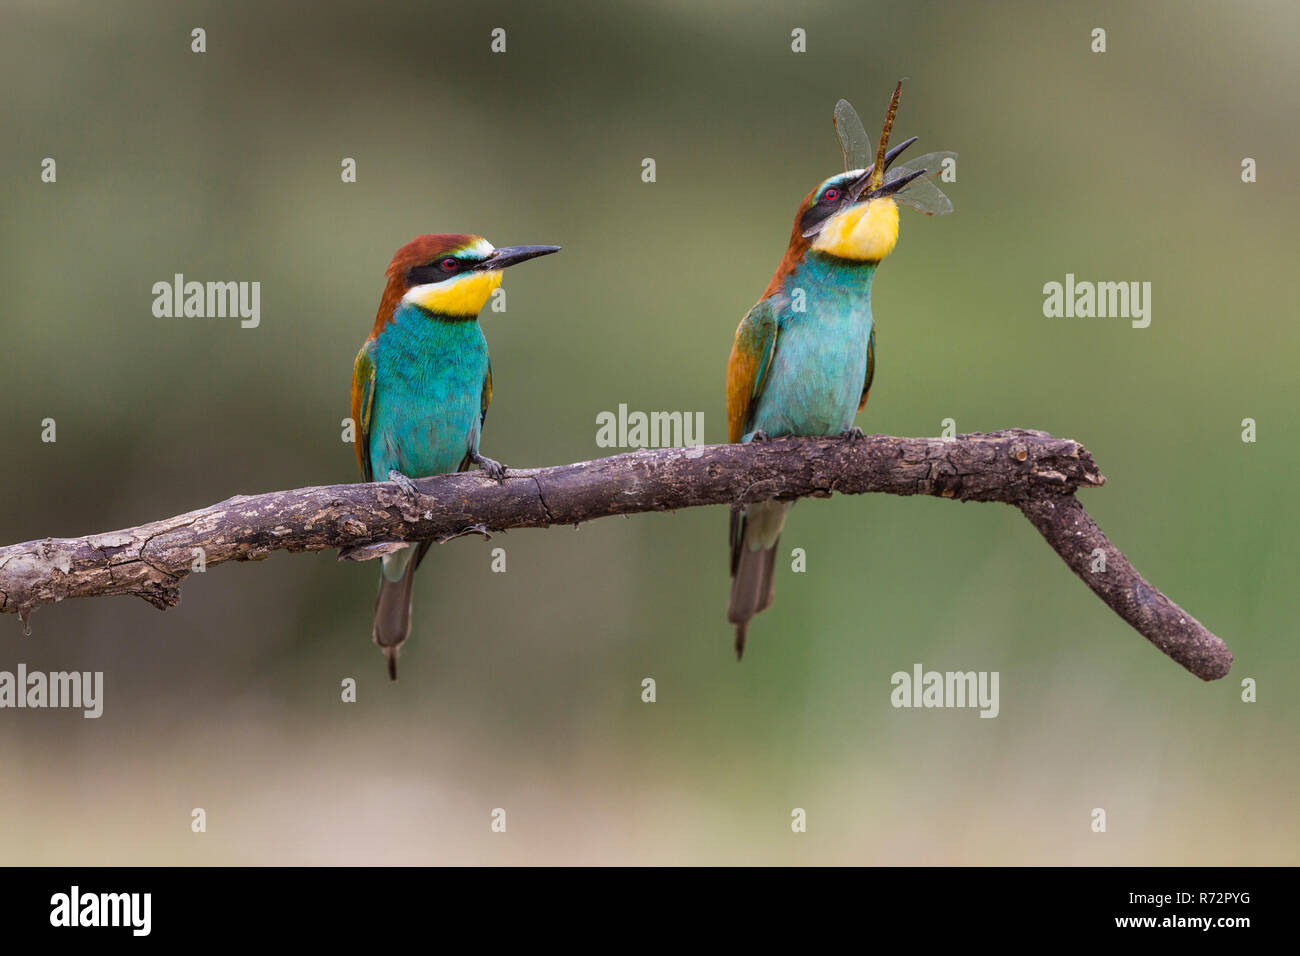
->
[833,99,875,173]
[886,150,956,216]
[895,178,953,216]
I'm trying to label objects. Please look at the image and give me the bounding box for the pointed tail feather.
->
[728,542,778,659]
[727,500,787,658]
[372,540,431,681]
[733,621,749,660]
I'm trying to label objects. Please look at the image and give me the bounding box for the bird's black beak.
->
[871,167,927,198]
[884,136,918,171]
[847,135,920,204]
[476,245,562,270]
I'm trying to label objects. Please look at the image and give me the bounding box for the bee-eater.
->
[725,83,949,656]
[350,233,560,679]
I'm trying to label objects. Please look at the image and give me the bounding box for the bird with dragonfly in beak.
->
[725,82,955,656]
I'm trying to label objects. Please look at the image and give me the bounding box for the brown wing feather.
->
[350,342,377,481]
[726,299,779,443]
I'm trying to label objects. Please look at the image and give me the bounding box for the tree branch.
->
[0,429,1231,680]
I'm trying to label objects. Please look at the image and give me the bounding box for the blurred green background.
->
[1,0,1295,865]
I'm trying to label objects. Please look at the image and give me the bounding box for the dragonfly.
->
[832,96,955,216]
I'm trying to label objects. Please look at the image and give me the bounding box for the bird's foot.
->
[435,523,492,544]
[749,430,771,443]
[840,427,866,443]
[470,451,507,481]
[386,469,420,500]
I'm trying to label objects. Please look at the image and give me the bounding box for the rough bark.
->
[0,429,1232,680]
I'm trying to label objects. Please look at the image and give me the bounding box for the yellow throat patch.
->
[406,270,503,316]
[811,197,899,262]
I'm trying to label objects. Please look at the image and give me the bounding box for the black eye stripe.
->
[407,257,465,285]
[798,182,848,235]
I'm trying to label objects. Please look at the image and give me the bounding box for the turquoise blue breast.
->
[749,255,876,438]
[367,303,488,479]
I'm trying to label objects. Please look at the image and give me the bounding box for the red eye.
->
[440,257,459,271]
[823,187,840,202]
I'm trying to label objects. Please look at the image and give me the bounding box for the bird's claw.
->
[387,469,420,500]
[840,427,866,443]
[470,453,507,481]
[750,430,771,443]
[435,522,492,544]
